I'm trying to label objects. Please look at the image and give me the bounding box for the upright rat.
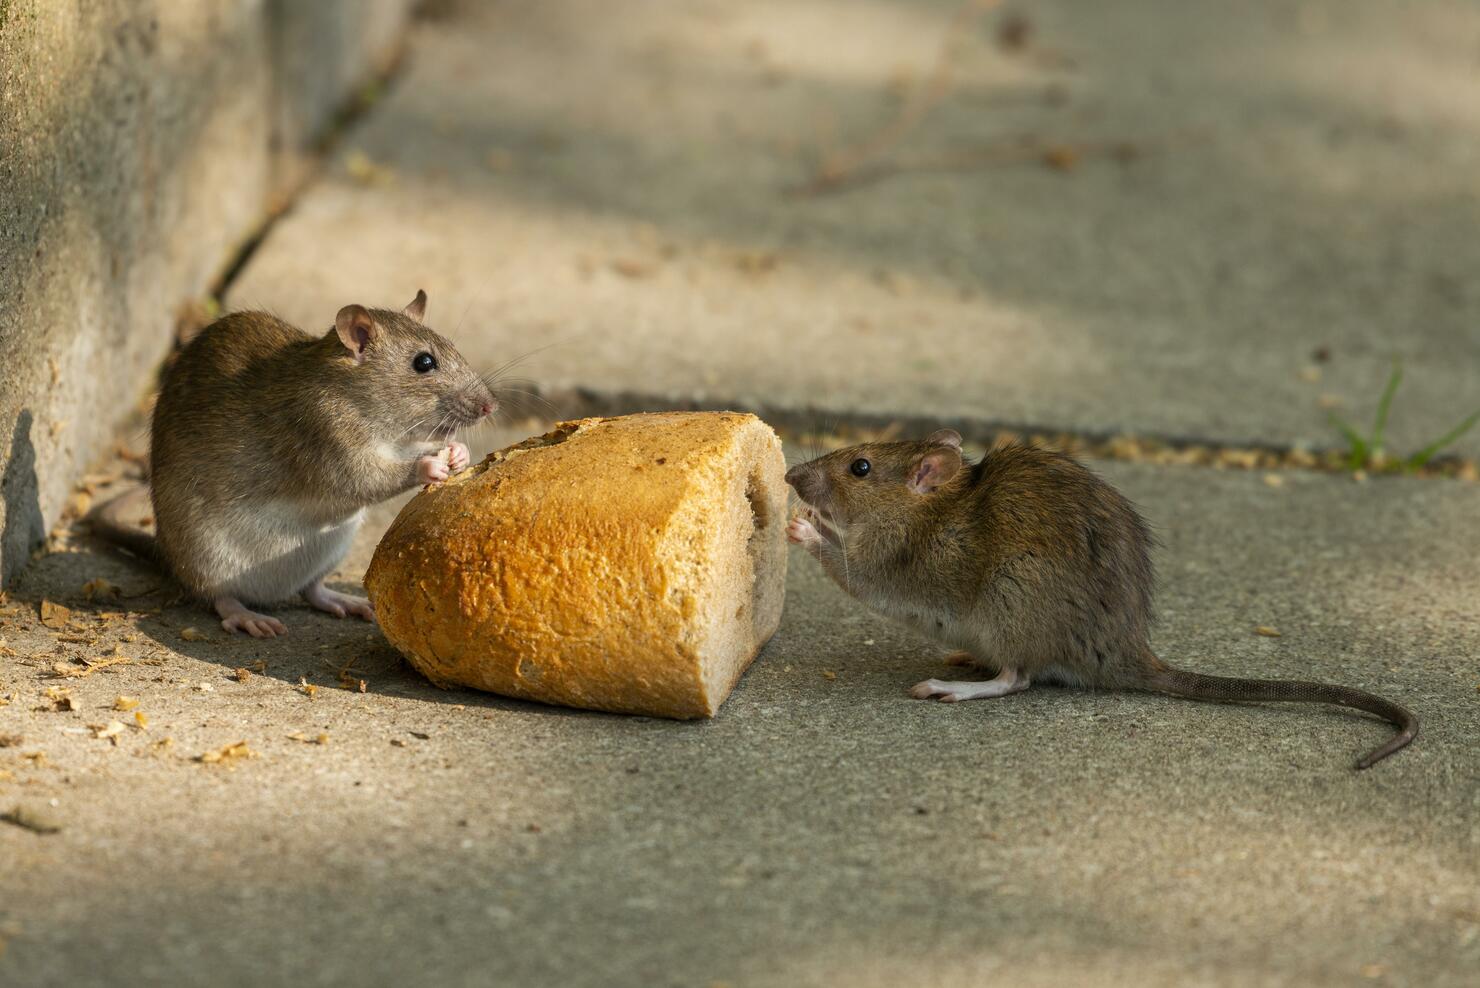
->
[785,431,1417,769]
[89,291,495,638]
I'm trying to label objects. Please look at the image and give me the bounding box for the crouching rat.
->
[89,291,495,638]
[785,431,1417,769]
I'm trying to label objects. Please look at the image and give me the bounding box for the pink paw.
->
[445,442,470,473]
[416,454,451,485]
[222,612,288,639]
[787,517,821,547]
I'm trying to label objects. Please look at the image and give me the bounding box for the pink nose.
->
[479,402,494,417]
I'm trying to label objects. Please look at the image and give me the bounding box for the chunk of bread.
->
[365,412,788,718]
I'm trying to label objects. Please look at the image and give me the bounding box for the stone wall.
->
[0,0,414,584]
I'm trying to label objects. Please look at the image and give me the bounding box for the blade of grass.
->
[1328,411,1369,469]
[1404,407,1480,470]
[1370,361,1403,459]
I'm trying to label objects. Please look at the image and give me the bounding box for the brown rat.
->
[784,431,1417,769]
[89,290,495,638]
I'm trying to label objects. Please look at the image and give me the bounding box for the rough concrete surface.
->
[229,0,1480,458]
[0,434,1476,987]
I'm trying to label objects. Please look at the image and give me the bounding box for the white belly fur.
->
[198,504,365,604]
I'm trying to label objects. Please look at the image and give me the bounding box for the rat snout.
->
[460,384,497,423]
[785,462,821,505]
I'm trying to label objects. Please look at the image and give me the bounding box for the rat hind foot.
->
[912,666,1029,703]
[304,580,376,623]
[215,596,288,638]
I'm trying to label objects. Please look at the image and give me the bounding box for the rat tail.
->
[1140,654,1417,770]
[84,486,159,564]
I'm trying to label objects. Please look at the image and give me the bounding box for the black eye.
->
[849,458,871,478]
[412,352,437,374]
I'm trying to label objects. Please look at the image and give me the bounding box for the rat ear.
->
[403,290,427,322]
[335,304,377,362]
[927,429,962,449]
[908,447,962,494]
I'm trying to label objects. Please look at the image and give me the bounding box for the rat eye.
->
[412,352,437,374]
[849,458,871,478]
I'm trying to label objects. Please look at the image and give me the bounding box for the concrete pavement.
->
[1,445,1476,986]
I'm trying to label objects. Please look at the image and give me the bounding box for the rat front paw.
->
[445,441,470,473]
[787,516,822,548]
[416,453,451,485]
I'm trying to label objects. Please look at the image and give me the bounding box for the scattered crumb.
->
[1041,145,1079,171]
[113,696,140,711]
[287,732,330,745]
[194,682,214,693]
[232,667,251,683]
[1255,626,1282,638]
[1360,965,1387,979]
[43,686,76,712]
[0,734,21,747]
[1298,366,1322,384]
[1262,473,1284,487]
[822,670,837,681]
[2,803,63,834]
[90,720,126,745]
[134,711,149,730]
[610,258,658,279]
[390,738,407,747]
[297,678,319,700]
[179,627,208,642]
[197,741,256,766]
[409,731,431,740]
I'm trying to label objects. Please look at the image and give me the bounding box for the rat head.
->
[785,429,964,532]
[332,290,496,441]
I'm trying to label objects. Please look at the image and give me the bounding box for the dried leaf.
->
[113,696,139,711]
[39,600,72,629]
[1255,626,1282,638]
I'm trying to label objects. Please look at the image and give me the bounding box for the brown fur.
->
[92,298,493,605]
[786,435,1417,769]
